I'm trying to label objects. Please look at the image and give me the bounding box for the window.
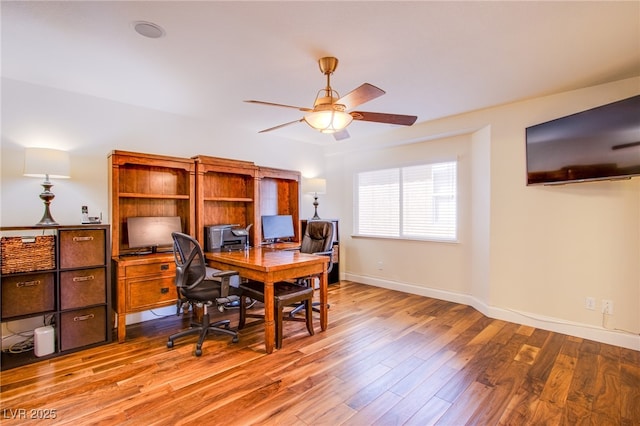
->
[355,161,457,241]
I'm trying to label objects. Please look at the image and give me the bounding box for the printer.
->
[204,224,250,252]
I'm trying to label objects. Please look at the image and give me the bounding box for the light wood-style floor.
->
[1,281,639,425]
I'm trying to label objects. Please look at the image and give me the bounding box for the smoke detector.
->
[133,21,165,39]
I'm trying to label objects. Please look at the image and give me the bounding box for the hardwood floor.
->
[2,281,639,425]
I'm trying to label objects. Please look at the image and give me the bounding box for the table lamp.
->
[23,148,71,226]
[304,178,326,220]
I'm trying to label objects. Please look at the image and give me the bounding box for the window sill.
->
[351,234,459,244]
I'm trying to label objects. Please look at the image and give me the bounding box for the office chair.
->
[166,232,240,356]
[288,220,334,316]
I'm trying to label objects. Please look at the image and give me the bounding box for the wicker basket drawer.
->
[1,273,55,319]
[127,275,177,311]
[0,235,55,274]
[60,268,106,310]
[60,306,106,351]
[59,229,106,269]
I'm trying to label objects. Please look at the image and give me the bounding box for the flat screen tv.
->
[525,94,640,185]
[126,216,182,254]
[261,214,295,242]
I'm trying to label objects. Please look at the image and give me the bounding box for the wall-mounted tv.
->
[525,94,640,185]
[126,216,182,254]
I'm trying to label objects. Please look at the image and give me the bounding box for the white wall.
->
[334,133,473,297]
[470,126,491,304]
[487,79,639,350]
[333,77,640,350]
[1,78,327,226]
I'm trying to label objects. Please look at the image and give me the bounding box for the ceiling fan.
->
[245,57,418,141]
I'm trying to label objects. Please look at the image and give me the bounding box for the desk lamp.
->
[304,178,326,220]
[23,148,71,226]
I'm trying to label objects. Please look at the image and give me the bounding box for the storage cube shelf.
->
[0,225,111,370]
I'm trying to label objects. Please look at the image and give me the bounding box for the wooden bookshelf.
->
[108,151,302,341]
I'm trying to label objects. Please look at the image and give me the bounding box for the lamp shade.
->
[304,178,326,195]
[303,109,353,134]
[24,148,71,179]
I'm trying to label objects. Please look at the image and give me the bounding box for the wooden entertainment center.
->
[109,151,301,342]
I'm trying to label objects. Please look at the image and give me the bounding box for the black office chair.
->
[288,220,334,316]
[166,232,239,356]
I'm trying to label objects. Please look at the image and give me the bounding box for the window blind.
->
[356,161,457,241]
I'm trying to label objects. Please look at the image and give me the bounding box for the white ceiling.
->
[2,1,639,146]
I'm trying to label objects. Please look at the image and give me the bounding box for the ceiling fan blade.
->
[337,83,385,110]
[333,129,350,141]
[351,111,417,126]
[245,100,312,112]
[258,119,304,133]
[611,141,640,150]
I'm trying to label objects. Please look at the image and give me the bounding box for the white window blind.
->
[356,161,457,241]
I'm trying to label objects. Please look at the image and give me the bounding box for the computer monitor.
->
[127,216,182,254]
[261,214,295,243]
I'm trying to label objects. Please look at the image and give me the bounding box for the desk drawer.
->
[60,306,106,351]
[60,230,106,269]
[1,273,55,319]
[60,268,106,310]
[125,261,175,278]
[127,275,177,311]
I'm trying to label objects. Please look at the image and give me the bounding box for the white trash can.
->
[34,325,55,357]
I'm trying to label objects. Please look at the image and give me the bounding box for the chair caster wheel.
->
[195,348,202,356]
[167,340,174,348]
[232,335,239,343]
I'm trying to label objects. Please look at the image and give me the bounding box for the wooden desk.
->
[205,248,329,354]
[112,253,178,343]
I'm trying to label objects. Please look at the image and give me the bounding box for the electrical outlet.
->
[376,261,383,270]
[585,297,596,310]
[602,299,614,315]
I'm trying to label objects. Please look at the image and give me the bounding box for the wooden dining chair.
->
[238,280,314,349]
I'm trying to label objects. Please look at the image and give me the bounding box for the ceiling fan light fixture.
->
[304,104,353,134]
[247,56,416,139]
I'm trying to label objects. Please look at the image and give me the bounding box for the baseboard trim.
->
[344,273,640,351]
